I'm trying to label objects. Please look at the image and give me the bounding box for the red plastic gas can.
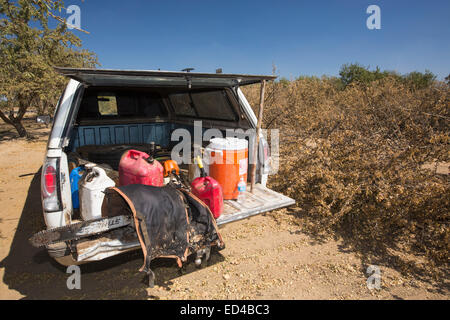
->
[191,176,224,219]
[119,149,164,186]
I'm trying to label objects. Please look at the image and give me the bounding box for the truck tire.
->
[86,145,133,170]
[77,144,154,170]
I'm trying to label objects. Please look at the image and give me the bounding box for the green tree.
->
[402,70,436,89]
[0,0,98,137]
[338,63,436,90]
[339,63,383,87]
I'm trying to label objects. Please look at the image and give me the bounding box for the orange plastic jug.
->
[205,138,248,200]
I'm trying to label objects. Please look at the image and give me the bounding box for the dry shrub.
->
[243,77,449,276]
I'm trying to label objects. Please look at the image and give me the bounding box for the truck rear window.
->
[77,88,168,120]
[169,90,237,121]
[169,93,196,117]
[98,93,118,116]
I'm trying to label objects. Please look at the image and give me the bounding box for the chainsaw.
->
[29,215,132,248]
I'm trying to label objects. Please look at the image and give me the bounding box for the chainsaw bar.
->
[29,215,133,248]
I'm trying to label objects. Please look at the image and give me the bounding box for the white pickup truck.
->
[41,68,295,266]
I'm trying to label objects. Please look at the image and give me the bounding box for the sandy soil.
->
[0,120,448,300]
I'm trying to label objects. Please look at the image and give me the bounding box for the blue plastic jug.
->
[70,166,85,209]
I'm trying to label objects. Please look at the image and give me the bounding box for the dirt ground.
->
[0,120,448,300]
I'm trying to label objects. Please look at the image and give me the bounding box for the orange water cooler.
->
[205,138,248,200]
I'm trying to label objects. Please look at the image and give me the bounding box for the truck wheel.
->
[86,145,134,170]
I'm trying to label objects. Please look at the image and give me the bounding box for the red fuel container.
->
[119,149,164,187]
[191,176,224,219]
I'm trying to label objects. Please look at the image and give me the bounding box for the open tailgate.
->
[216,184,295,225]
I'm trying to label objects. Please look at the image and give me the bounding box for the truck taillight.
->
[43,165,56,196]
[41,157,62,212]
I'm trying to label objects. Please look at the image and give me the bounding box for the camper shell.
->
[41,68,295,266]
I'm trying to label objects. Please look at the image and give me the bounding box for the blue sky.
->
[60,0,449,79]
